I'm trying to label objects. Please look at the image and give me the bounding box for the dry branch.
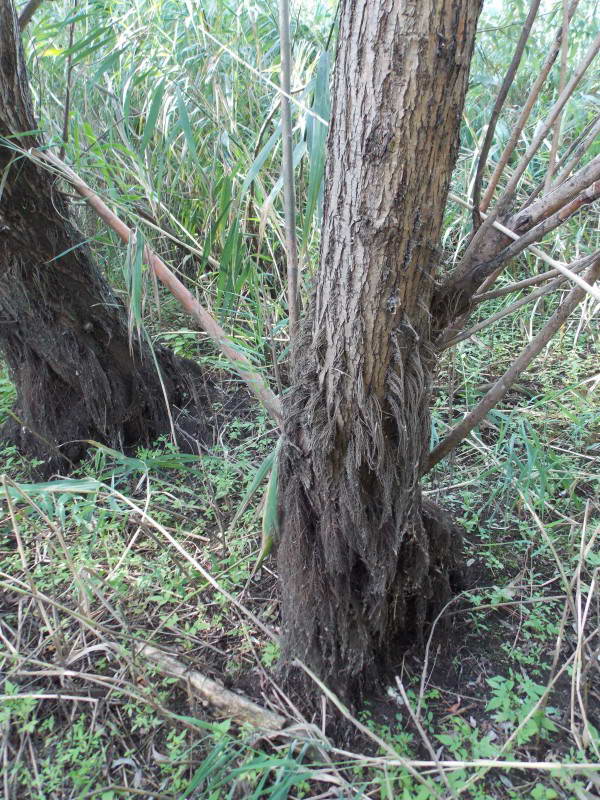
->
[525,113,600,208]
[460,180,600,293]
[458,20,598,282]
[480,0,580,212]
[443,269,578,350]
[438,179,600,322]
[474,264,579,302]
[514,154,600,231]
[136,644,286,731]
[34,149,284,428]
[471,0,541,226]
[544,0,570,191]
[427,253,600,471]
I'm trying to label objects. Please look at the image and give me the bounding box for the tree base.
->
[278,473,464,705]
[0,344,214,477]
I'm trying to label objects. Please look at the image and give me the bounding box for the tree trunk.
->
[0,1,205,473]
[278,0,482,701]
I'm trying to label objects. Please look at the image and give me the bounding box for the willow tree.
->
[0,0,205,472]
[277,0,600,701]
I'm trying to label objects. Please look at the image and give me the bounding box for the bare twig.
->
[426,253,600,471]
[471,0,542,226]
[544,0,571,191]
[439,178,600,316]
[480,0,580,212]
[457,180,600,295]
[278,0,300,341]
[458,6,595,283]
[33,149,284,428]
[136,645,286,730]
[443,270,575,350]
[474,264,579,302]
[525,113,600,208]
[58,1,77,161]
[489,26,600,218]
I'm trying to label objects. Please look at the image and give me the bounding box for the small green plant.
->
[486,671,558,745]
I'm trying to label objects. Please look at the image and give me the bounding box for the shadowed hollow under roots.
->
[277,324,462,703]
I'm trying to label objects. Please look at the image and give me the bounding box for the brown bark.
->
[0,1,207,473]
[278,0,482,701]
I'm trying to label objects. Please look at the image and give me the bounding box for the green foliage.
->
[486,672,559,745]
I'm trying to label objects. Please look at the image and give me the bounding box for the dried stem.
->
[527,113,600,206]
[278,0,299,341]
[426,253,600,471]
[492,26,600,219]
[471,0,541,227]
[439,155,600,311]
[459,179,600,294]
[474,264,580,302]
[136,645,286,730]
[58,2,77,161]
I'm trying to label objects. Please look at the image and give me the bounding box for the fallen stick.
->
[32,149,284,429]
[136,644,286,731]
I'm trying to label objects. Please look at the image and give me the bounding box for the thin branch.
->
[443,270,576,350]
[437,186,600,302]
[480,0,580,213]
[437,157,600,315]
[544,0,571,192]
[58,2,76,160]
[426,253,600,472]
[471,0,542,227]
[474,264,578,302]
[35,149,284,428]
[457,24,599,282]
[18,0,48,30]
[513,153,600,230]
[493,26,600,219]
[526,113,600,207]
[278,0,299,341]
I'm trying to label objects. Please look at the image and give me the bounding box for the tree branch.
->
[455,17,598,285]
[474,264,580,302]
[471,0,542,227]
[435,158,600,328]
[524,113,600,208]
[136,645,286,730]
[443,268,580,350]
[480,0,580,213]
[426,253,600,472]
[18,0,48,30]
[544,0,570,191]
[34,149,284,428]
[455,179,600,297]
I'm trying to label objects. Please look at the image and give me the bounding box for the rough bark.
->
[278,0,482,701]
[0,1,207,473]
